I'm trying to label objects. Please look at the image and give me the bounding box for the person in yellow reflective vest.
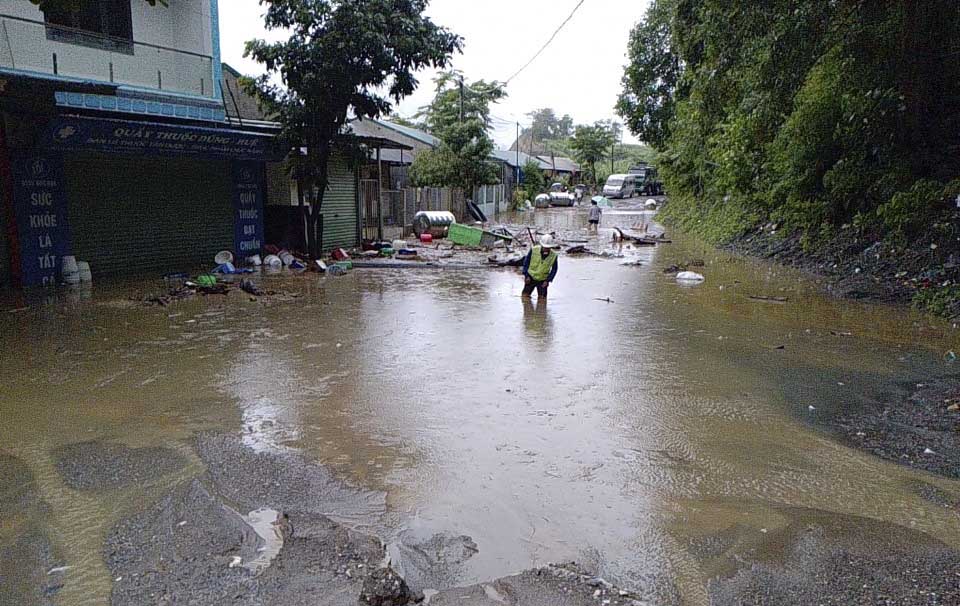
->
[522,234,560,298]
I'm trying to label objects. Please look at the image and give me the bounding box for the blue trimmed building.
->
[0,0,283,287]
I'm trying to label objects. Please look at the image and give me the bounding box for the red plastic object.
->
[419,233,433,244]
[332,248,351,261]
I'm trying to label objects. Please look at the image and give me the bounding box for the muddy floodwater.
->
[2,206,960,605]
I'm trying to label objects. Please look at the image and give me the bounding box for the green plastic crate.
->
[448,223,483,246]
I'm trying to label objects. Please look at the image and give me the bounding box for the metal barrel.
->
[413,211,456,238]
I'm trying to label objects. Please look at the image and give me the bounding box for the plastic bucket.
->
[215,250,234,265]
[246,255,263,266]
[77,261,92,282]
[62,256,79,273]
[279,252,296,266]
[263,255,282,268]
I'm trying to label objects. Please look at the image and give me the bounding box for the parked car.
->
[602,174,637,199]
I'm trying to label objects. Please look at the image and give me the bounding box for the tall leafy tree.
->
[409,73,506,195]
[570,122,614,186]
[615,0,681,148]
[617,0,960,242]
[244,0,461,257]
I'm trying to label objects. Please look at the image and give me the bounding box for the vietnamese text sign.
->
[11,154,71,287]
[45,117,280,160]
[233,161,264,257]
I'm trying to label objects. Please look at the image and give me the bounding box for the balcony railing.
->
[0,14,215,98]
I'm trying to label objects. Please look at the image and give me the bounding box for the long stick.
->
[527,227,536,245]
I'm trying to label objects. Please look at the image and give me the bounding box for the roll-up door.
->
[0,206,9,288]
[65,155,233,276]
[320,153,358,250]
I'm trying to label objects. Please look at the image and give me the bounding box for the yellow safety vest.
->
[528,246,558,282]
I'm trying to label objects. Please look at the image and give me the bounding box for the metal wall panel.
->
[65,154,234,276]
[320,153,358,250]
[0,203,8,287]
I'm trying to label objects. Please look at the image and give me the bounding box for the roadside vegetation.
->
[617,1,960,317]
[514,108,658,187]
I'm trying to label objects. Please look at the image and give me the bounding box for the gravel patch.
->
[196,432,386,526]
[709,507,960,605]
[836,379,960,479]
[52,440,188,491]
[0,454,60,606]
[104,479,386,606]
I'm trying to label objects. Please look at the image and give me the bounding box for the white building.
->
[0,0,283,287]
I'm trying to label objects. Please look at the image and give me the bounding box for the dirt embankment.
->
[727,224,959,308]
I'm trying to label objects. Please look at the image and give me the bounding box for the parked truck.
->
[628,163,664,196]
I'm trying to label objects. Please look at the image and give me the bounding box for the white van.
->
[602,174,637,199]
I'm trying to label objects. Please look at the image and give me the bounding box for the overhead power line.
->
[504,0,587,85]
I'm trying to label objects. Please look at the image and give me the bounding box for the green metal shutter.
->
[320,153,358,250]
[65,155,234,276]
[0,203,9,288]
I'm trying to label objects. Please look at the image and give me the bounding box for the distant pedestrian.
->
[522,234,560,299]
[588,199,602,232]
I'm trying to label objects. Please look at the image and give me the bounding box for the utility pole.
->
[516,122,521,185]
[458,76,465,123]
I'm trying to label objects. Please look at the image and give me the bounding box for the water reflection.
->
[521,296,552,345]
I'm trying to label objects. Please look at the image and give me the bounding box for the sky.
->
[218,0,649,148]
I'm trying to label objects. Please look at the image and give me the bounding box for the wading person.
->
[588,199,602,233]
[522,235,560,299]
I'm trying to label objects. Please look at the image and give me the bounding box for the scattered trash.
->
[328,265,347,276]
[246,254,262,266]
[332,248,351,261]
[620,259,644,266]
[263,255,283,268]
[313,260,327,273]
[214,251,234,265]
[594,297,615,303]
[946,351,957,363]
[924,448,936,455]
[749,295,789,303]
[808,405,817,411]
[77,261,93,282]
[229,556,243,569]
[240,279,264,297]
[420,233,434,244]
[62,255,80,285]
[47,566,71,575]
[449,223,484,247]
[947,403,959,412]
[773,345,786,350]
[676,271,705,283]
[196,274,218,287]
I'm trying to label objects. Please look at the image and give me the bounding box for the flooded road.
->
[2,206,960,605]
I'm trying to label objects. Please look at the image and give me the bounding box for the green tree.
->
[520,159,547,200]
[409,73,506,194]
[570,122,614,186]
[243,0,461,257]
[617,0,960,244]
[615,0,681,148]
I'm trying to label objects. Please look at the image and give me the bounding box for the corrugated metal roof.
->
[536,155,580,173]
[373,120,440,147]
[490,149,552,170]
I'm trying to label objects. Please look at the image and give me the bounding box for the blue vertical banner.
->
[233,160,264,257]
[11,154,71,287]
